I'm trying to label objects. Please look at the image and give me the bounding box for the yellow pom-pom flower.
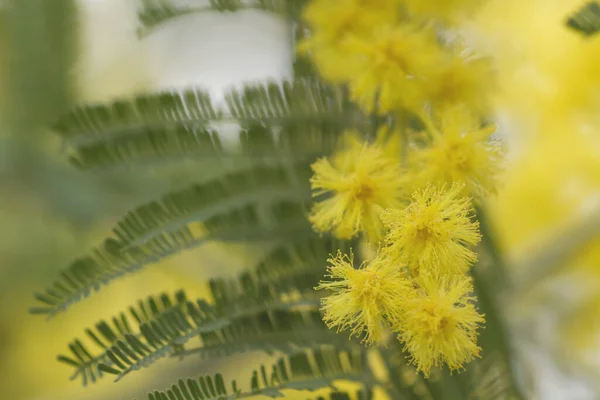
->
[302,0,401,41]
[381,183,481,274]
[427,47,495,117]
[396,273,484,377]
[309,135,404,242]
[316,250,411,344]
[410,106,503,199]
[298,0,401,83]
[345,24,445,114]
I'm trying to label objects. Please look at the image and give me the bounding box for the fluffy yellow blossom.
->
[427,47,495,116]
[403,0,485,24]
[345,24,445,114]
[397,273,484,377]
[309,135,404,242]
[381,183,480,274]
[338,125,403,163]
[410,106,503,198]
[302,0,400,40]
[298,0,401,82]
[316,250,411,344]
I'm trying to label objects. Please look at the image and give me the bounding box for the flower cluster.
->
[381,183,481,275]
[315,183,484,377]
[299,0,494,117]
[309,134,404,243]
[303,0,497,377]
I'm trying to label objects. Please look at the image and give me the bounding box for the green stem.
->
[473,207,526,399]
[376,347,419,400]
[476,206,512,291]
[472,269,524,400]
[422,373,465,400]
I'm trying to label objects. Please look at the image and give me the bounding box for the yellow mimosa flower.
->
[316,250,411,344]
[309,135,404,242]
[345,24,445,114]
[381,183,480,274]
[427,47,495,116]
[299,0,401,83]
[396,273,484,377]
[410,106,503,199]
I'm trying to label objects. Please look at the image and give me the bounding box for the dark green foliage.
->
[143,347,367,400]
[209,235,354,313]
[66,120,346,170]
[112,162,312,248]
[94,298,228,383]
[55,80,349,170]
[31,200,313,317]
[56,234,355,385]
[224,79,345,127]
[30,225,199,318]
[57,291,192,385]
[310,391,373,400]
[146,373,234,400]
[175,308,351,361]
[566,1,600,36]
[31,160,316,317]
[65,301,341,385]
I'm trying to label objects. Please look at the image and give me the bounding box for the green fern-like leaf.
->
[56,81,350,170]
[31,160,316,316]
[93,306,336,383]
[566,1,600,36]
[31,199,313,317]
[145,372,236,400]
[309,391,374,400]
[57,290,195,385]
[57,232,358,385]
[68,121,346,170]
[113,162,311,248]
[138,0,309,36]
[209,235,354,313]
[172,307,353,362]
[143,346,368,400]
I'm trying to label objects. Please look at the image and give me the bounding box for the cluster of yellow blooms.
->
[300,0,501,377]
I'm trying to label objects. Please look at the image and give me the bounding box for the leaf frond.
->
[31,199,313,318]
[57,290,195,385]
[566,1,600,36]
[57,232,355,386]
[78,305,337,384]
[56,288,313,385]
[172,308,351,361]
[56,80,350,170]
[209,235,354,313]
[143,346,368,400]
[114,162,311,249]
[308,390,374,400]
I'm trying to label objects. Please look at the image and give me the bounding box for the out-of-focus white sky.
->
[76,0,292,103]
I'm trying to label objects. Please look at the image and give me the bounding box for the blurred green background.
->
[0,1,261,398]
